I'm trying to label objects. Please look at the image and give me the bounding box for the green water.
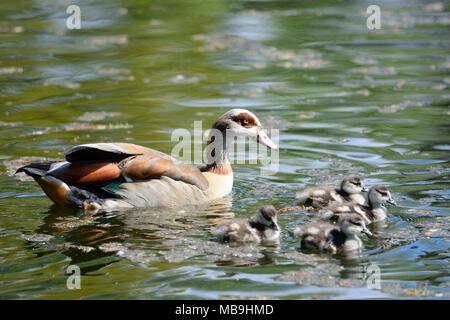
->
[0,0,449,299]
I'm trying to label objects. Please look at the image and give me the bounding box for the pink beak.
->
[257,129,278,150]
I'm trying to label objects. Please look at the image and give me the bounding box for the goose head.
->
[209,109,278,150]
[255,205,278,229]
[368,184,396,207]
[339,214,372,237]
[341,175,367,194]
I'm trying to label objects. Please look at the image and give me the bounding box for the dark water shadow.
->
[27,197,235,273]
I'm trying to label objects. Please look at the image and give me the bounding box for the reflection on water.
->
[0,0,449,299]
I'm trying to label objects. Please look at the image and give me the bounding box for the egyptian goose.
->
[293,213,372,253]
[16,109,277,210]
[211,205,280,243]
[322,184,396,224]
[295,175,367,209]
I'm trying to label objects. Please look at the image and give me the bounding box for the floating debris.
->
[0,120,22,127]
[12,26,24,33]
[298,111,318,119]
[99,242,128,253]
[12,122,131,137]
[193,33,325,70]
[76,112,121,122]
[67,244,95,253]
[149,19,162,27]
[260,115,290,130]
[378,100,430,114]
[415,217,450,238]
[95,70,135,81]
[86,35,128,47]
[161,238,264,264]
[61,122,132,132]
[352,56,378,66]
[3,157,60,181]
[424,2,445,12]
[117,7,128,16]
[95,67,131,77]
[117,248,160,264]
[169,74,203,84]
[99,242,159,263]
[406,208,432,215]
[20,233,54,242]
[350,66,396,76]
[276,263,350,288]
[394,80,406,89]
[43,79,80,90]
[0,67,23,75]
[295,157,364,185]
[238,9,301,18]
[380,282,448,298]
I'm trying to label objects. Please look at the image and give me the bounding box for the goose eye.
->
[242,119,250,126]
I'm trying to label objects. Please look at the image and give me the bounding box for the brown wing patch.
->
[120,155,209,190]
[49,162,121,185]
[62,143,208,190]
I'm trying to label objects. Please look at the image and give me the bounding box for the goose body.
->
[212,205,280,243]
[293,214,372,253]
[295,175,367,209]
[16,109,277,210]
[321,184,396,224]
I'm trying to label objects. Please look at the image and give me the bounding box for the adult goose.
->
[16,109,277,210]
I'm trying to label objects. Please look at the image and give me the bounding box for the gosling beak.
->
[257,129,278,150]
[387,198,397,206]
[362,228,373,237]
[361,186,369,192]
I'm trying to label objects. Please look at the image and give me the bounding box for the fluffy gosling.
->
[293,214,372,253]
[211,205,280,243]
[322,184,396,224]
[295,175,367,209]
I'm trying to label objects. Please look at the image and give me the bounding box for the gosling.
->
[322,184,396,224]
[295,175,367,209]
[211,205,280,243]
[293,214,372,253]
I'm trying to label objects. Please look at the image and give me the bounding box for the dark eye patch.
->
[349,220,362,226]
[378,191,388,196]
[233,113,255,128]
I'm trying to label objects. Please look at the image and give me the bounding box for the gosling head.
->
[255,205,278,228]
[210,109,278,150]
[341,175,367,194]
[368,184,397,207]
[339,214,372,237]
